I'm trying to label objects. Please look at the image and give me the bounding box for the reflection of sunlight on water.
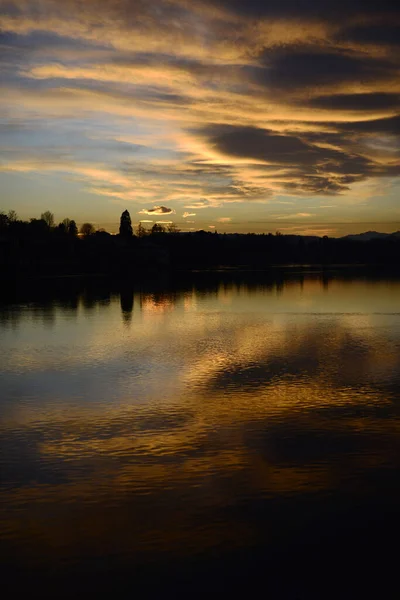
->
[1,276,400,580]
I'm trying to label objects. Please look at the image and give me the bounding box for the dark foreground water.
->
[1,273,399,598]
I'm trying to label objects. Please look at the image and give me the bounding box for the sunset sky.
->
[1,0,399,236]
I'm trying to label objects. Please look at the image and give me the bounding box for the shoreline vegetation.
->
[2,209,400,283]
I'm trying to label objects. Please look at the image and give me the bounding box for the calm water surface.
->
[1,275,399,597]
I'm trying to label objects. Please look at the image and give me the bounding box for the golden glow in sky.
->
[1,0,400,235]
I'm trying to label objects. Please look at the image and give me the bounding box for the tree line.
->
[0,208,180,237]
[1,208,400,279]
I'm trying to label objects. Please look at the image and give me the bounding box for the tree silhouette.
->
[151,223,165,234]
[8,210,18,223]
[62,218,72,229]
[57,221,67,234]
[0,212,8,229]
[80,222,95,236]
[137,222,147,237]
[119,210,133,238]
[29,218,48,235]
[68,220,78,236]
[167,223,180,233]
[41,211,54,228]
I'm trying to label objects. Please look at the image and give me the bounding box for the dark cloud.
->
[336,114,400,135]
[308,93,400,112]
[207,125,364,167]
[210,0,400,19]
[202,124,396,194]
[138,206,175,215]
[253,49,396,91]
[209,126,313,163]
[338,24,400,47]
[281,175,362,195]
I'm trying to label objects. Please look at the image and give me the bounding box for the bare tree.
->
[137,222,148,237]
[80,222,95,236]
[167,223,180,234]
[151,223,166,234]
[41,211,55,228]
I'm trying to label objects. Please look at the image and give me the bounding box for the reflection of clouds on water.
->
[1,375,399,567]
[2,277,400,417]
[1,276,400,572]
[185,315,400,395]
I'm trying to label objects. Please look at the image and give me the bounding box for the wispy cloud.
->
[0,0,399,232]
[273,212,316,219]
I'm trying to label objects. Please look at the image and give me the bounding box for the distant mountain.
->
[342,231,400,241]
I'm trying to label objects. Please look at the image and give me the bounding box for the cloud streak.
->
[0,0,399,232]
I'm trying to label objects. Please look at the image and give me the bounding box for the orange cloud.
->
[0,0,399,230]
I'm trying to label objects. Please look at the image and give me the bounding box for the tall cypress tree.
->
[119,210,133,238]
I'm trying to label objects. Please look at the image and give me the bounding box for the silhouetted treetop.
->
[8,210,18,223]
[80,222,95,236]
[151,223,165,234]
[41,211,54,228]
[119,210,133,238]
[167,223,180,234]
[137,222,148,238]
[68,220,78,236]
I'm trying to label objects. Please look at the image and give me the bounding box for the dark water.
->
[1,274,399,597]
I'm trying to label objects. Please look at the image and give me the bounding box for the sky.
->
[0,0,399,236]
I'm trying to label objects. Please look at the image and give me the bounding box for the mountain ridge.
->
[341,231,400,241]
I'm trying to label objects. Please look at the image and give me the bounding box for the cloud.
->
[208,225,216,229]
[200,122,400,195]
[336,114,400,135]
[183,212,196,217]
[139,219,153,222]
[307,93,400,112]
[211,0,400,20]
[338,23,400,47]
[217,217,232,222]
[279,225,338,236]
[207,126,314,163]
[184,202,217,209]
[273,213,316,219]
[138,206,175,215]
[155,220,173,224]
[0,0,399,229]
[254,49,396,93]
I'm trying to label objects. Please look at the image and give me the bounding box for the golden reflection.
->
[140,293,178,314]
[1,277,400,569]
